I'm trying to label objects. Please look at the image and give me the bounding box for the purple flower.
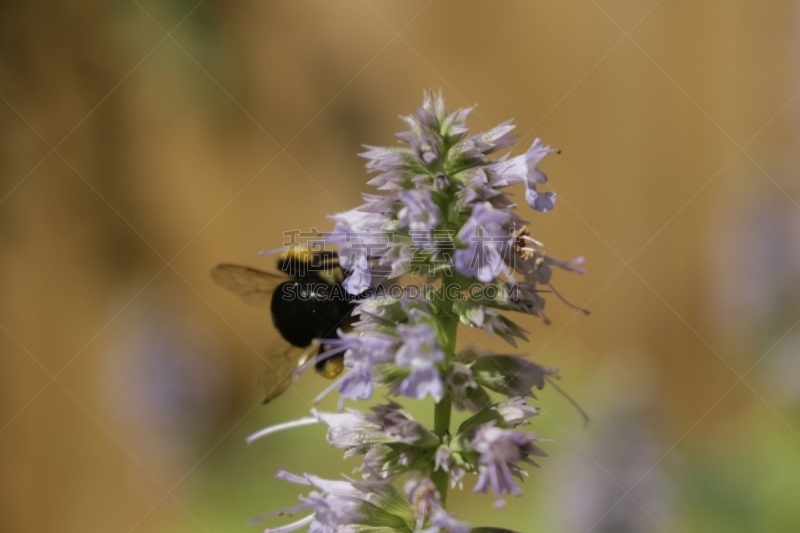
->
[309,330,400,401]
[338,331,399,400]
[427,506,472,533]
[326,208,390,295]
[397,189,441,232]
[315,403,439,455]
[394,97,446,170]
[395,323,446,402]
[453,167,501,208]
[455,202,513,283]
[359,192,396,215]
[453,300,529,347]
[368,402,439,445]
[446,362,479,410]
[361,146,418,190]
[381,239,415,278]
[467,119,518,155]
[394,324,443,367]
[470,423,546,509]
[350,296,404,329]
[523,139,559,212]
[267,469,466,530]
[244,93,586,532]
[342,254,372,294]
[491,138,559,212]
[406,477,471,533]
[254,472,365,531]
[256,471,414,532]
[487,280,547,318]
[313,409,385,454]
[495,397,540,426]
[337,362,374,400]
[434,444,452,473]
[434,444,466,489]
[397,363,444,402]
[250,405,439,481]
[490,153,528,187]
[507,252,590,320]
[440,106,474,139]
[452,398,531,437]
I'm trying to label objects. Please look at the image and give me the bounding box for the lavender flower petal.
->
[397,189,441,232]
[455,202,512,282]
[523,139,559,212]
[470,423,542,508]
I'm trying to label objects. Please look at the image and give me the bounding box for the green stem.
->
[438,277,459,355]
[431,277,459,507]
[432,393,452,506]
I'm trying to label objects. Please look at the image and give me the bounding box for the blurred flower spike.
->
[251,91,587,532]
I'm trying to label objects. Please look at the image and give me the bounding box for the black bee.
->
[211,248,363,402]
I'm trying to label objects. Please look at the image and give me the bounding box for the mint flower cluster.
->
[252,93,586,532]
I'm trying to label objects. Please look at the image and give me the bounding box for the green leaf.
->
[471,355,558,398]
[456,404,506,436]
[358,501,414,531]
[463,384,492,412]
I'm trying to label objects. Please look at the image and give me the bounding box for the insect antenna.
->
[544,375,591,427]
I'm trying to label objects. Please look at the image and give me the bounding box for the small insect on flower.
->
[211,247,367,402]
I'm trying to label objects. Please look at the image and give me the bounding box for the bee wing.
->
[210,264,284,307]
[258,343,316,403]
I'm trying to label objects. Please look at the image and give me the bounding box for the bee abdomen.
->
[270,281,353,347]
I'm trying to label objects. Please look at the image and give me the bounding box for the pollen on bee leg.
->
[321,355,345,379]
[293,342,345,379]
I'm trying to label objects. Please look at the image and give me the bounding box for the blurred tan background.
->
[2,1,799,532]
